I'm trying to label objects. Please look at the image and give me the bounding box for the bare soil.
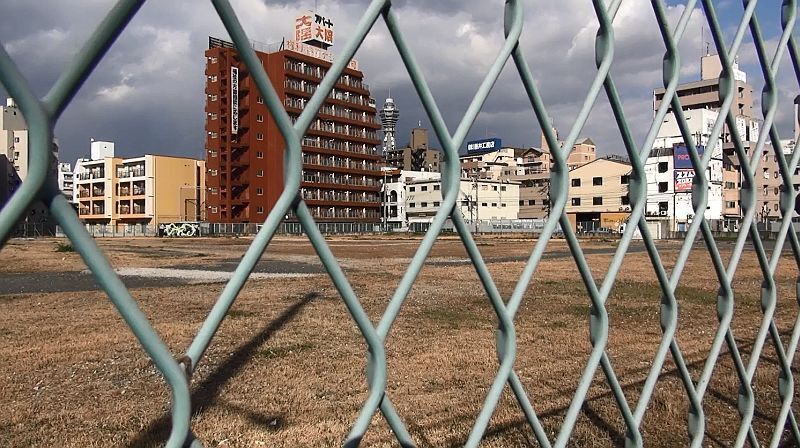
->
[0,236,797,447]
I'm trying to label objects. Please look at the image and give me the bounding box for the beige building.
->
[75,153,205,229]
[566,157,632,231]
[405,178,519,225]
[460,146,517,180]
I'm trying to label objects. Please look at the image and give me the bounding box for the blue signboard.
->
[466,138,502,155]
[672,145,704,169]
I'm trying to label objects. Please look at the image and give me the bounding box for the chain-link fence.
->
[1,1,799,447]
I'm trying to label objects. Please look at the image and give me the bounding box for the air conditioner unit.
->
[659,211,668,216]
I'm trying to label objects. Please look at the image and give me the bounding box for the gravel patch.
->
[109,267,319,283]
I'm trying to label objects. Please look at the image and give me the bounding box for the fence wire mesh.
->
[1,0,799,446]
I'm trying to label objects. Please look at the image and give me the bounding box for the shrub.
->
[54,242,75,252]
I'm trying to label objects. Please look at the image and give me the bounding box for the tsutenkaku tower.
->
[379,97,399,154]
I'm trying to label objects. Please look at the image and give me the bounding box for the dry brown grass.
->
[0,235,798,447]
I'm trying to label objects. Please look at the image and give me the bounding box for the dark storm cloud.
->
[0,0,795,166]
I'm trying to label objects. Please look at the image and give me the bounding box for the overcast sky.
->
[1,0,797,165]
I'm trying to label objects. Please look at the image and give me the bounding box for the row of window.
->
[284,59,367,91]
[408,184,440,192]
[308,119,377,140]
[571,175,629,187]
[302,154,379,171]
[570,196,629,206]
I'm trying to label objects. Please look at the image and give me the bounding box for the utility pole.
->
[473,175,479,233]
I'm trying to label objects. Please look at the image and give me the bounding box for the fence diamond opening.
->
[1,0,799,447]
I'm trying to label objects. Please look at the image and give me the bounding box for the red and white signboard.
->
[674,169,693,192]
[295,12,334,47]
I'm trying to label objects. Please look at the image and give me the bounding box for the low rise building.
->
[566,157,631,231]
[381,168,440,229]
[405,177,519,226]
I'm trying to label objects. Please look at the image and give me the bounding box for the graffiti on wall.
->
[158,222,200,238]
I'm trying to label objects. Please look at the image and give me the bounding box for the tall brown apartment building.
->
[204,35,382,223]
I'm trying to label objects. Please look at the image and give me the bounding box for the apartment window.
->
[492,185,498,191]
[13,151,19,160]
[491,203,498,207]
[421,186,428,191]
[620,174,629,185]
[461,200,469,206]
[774,171,779,179]
[421,202,428,207]
[210,187,219,194]
[519,200,525,206]
[727,201,736,208]
[409,186,415,192]
[774,187,779,195]
[209,75,217,82]
[256,133,264,140]
[658,182,668,193]
[257,207,264,214]
[256,114,264,122]
[409,203,415,208]
[501,203,507,207]
[209,132,218,139]
[591,197,602,206]
[621,195,630,205]
[763,168,769,179]
[256,188,264,195]
[210,169,218,176]
[529,199,536,206]
[256,151,264,158]
[433,201,440,207]
[257,170,264,177]
[593,177,602,186]
[658,162,668,173]
[257,96,264,104]
[763,185,769,195]
[14,136,20,143]
[572,198,581,206]
[211,206,218,213]
[433,185,440,191]
[571,178,581,187]
[209,94,217,101]
[658,202,668,213]
[209,57,217,64]
[501,186,507,191]
[209,112,217,120]
[774,203,779,212]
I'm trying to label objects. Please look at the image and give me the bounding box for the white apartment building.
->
[405,177,520,225]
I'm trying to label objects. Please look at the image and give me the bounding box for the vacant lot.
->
[0,235,798,447]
